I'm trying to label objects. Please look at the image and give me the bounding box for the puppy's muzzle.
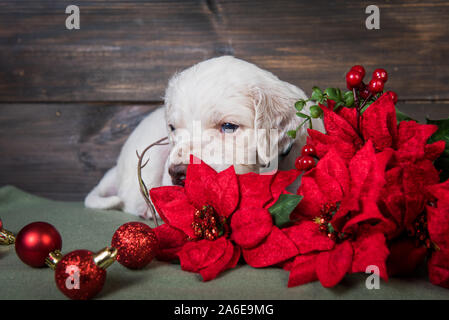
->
[169,164,188,186]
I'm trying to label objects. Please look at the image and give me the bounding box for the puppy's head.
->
[164,56,308,186]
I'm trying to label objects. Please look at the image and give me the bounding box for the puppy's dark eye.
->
[221,123,239,133]
[169,124,176,132]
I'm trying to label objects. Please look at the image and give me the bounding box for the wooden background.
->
[0,0,448,200]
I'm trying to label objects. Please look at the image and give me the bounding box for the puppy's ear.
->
[250,79,308,169]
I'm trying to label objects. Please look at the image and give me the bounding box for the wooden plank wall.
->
[0,0,448,200]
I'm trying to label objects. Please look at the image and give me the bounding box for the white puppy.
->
[85,56,324,217]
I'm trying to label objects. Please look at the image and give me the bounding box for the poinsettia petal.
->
[227,245,241,270]
[231,208,273,249]
[402,160,440,227]
[316,241,353,288]
[427,203,449,250]
[295,149,349,220]
[283,221,334,254]
[295,174,326,219]
[427,180,449,205]
[341,200,386,234]
[288,254,318,287]
[345,141,384,212]
[321,104,363,147]
[177,237,228,272]
[333,141,385,227]
[153,224,188,262]
[314,148,350,196]
[185,156,239,218]
[361,92,398,152]
[150,186,196,238]
[238,173,274,209]
[380,167,405,227]
[214,165,240,217]
[428,248,449,289]
[242,226,298,268]
[425,140,446,161]
[387,238,427,276]
[266,170,301,207]
[336,107,358,131]
[307,129,358,163]
[199,239,237,281]
[396,121,438,162]
[351,226,389,280]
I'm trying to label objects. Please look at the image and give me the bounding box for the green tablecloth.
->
[1,185,448,300]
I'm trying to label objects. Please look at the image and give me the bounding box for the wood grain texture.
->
[0,103,160,200]
[0,102,447,201]
[0,0,448,101]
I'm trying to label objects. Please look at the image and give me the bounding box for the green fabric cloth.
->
[0,185,448,300]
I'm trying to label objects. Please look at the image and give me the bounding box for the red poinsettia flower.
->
[150,155,299,281]
[426,180,449,288]
[284,142,390,288]
[306,93,447,279]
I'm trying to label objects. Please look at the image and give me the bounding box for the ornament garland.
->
[0,220,158,300]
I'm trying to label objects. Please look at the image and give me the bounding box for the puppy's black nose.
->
[168,164,188,186]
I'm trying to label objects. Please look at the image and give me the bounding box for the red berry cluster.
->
[346,65,391,96]
[408,212,432,249]
[295,144,316,172]
[192,205,226,241]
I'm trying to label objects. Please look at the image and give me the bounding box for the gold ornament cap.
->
[0,228,15,245]
[93,247,118,269]
[45,250,63,270]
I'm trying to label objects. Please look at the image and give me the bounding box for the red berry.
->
[350,65,366,79]
[385,91,398,104]
[295,156,315,171]
[368,79,384,93]
[346,70,363,89]
[301,144,316,157]
[372,68,388,83]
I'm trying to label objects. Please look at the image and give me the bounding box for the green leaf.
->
[310,87,323,102]
[310,105,323,118]
[427,117,449,181]
[268,194,303,227]
[286,130,297,139]
[296,112,310,119]
[343,91,354,107]
[324,88,341,102]
[295,100,306,111]
[396,108,416,123]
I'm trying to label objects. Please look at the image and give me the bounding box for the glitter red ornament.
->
[111,222,159,269]
[15,222,62,267]
[54,247,117,300]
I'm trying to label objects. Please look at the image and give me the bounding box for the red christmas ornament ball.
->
[54,250,106,300]
[15,222,62,267]
[111,222,159,269]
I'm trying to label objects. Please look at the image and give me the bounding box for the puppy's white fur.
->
[85,56,324,216]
